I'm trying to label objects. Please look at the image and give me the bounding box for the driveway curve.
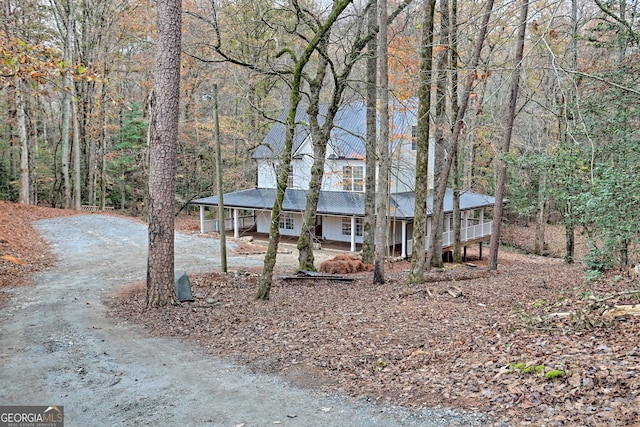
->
[0,215,489,426]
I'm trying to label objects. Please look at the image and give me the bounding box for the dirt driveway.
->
[0,215,489,426]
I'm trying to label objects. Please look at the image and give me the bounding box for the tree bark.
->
[534,170,546,255]
[488,0,529,270]
[362,0,378,265]
[430,0,451,269]
[297,34,330,272]
[449,0,462,264]
[15,78,29,204]
[406,0,436,284]
[146,0,182,308]
[72,91,81,209]
[60,0,74,209]
[373,0,389,285]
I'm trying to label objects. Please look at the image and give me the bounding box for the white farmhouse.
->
[192,99,498,259]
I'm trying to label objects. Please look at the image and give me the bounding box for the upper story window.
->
[342,165,364,192]
[411,125,417,150]
[274,164,294,188]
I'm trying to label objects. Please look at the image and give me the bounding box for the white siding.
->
[257,160,277,188]
[255,210,303,237]
[321,216,363,243]
[256,211,272,233]
[322,158,367,192]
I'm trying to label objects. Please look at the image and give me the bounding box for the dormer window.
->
[343,165,364,192]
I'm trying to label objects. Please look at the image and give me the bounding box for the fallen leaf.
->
[1,254,27,265]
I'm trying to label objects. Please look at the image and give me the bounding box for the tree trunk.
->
[297,35,329,272]
[430,0,451,269]
[362,0,378,265]
[450,0,462,264]
[406,0,436,284]
[564,207,575,264]
[488,0,529,270]
[426,0,495,269]
[146,0,182,308]
[256,0,354,300]
[373,0,390,285]
[59,0,74,209]
[72,92,82,209]
[534,170,546,255]
[15,78,29,204]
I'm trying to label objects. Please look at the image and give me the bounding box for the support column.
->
[233,208,239,238]
[401,220,407,258]
[350,216,356,252]
[199,205,205,233]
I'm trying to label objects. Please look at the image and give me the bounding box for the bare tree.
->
[50,0,75,208]
[361,0,378,265]
[406,0,436,284]
[430,0,452,269]
[373,0,389,285]
[15,77,29,204]
[488,0,529,270]
[146,0,182,308]
[255,0,354,300]
[296,0,412,271]
[425,0,494,269]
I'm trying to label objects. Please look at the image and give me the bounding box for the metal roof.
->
[252,99,417,160]
[192,188,496,220]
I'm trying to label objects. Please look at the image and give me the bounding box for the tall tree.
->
[450,0,462,263]
[488,0,528,271]
[430,0,452,269]
[50,0,75,208]
[296,0,412,271]
[361,0,378,265]
[425,0,494,269]
[373,0,390,285]
[146,0,182,308]
[406,0,436,284]
[255,0,354,300]
[15,77,29,204]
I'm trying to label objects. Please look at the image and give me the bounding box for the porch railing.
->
[406,220,492,255]
[201,214,255,233]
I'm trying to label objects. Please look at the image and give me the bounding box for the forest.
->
[1,0,639,278]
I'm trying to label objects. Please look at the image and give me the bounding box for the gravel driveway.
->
[0,215,489,426]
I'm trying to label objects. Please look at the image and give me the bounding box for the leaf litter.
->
[2,202,639,426]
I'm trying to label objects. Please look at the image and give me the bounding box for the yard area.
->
[1,201,639,426]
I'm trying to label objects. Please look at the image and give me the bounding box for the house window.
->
[279,212,294,230]
[411,125,417,150]
[342,217,363,236]
[274,165,294,188]
[342,165,364,192]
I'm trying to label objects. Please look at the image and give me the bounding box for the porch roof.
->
[192,188,497,220]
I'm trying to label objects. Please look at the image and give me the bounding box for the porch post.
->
[350,216,356,252]
[199,205,205,233]
[401,220,407,258]
[233,208,239,238]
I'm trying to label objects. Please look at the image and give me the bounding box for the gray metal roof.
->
[252,99,417,160]
[192,188,496,220]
